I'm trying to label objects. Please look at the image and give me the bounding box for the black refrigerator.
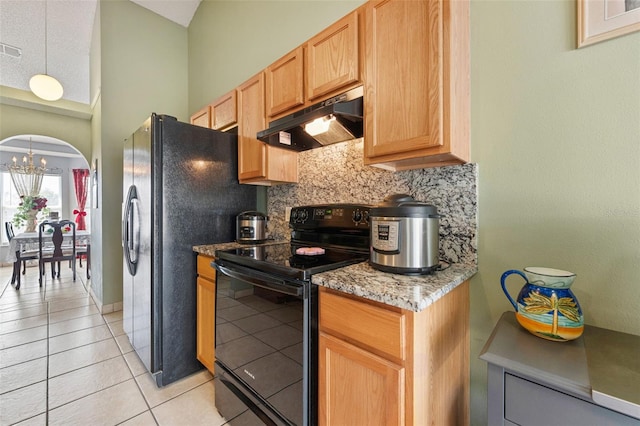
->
[122,113,256,387]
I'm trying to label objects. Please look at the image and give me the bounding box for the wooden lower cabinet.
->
[318,281,470,426]
[320,333,405,425]
[196,255,216,373]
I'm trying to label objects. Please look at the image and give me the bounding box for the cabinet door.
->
[319,332,405,426]
[211,90,237,131]
[265,46,304,118]
[237,73,267,181]
[196,276,215,373]
[306,11,360,102]
[364,0,443,158]
[190,105,211,128]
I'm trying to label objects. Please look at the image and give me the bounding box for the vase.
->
[25,209,39,233]
[501,267,584,342]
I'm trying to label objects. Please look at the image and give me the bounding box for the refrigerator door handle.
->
[130,198,140,264]
[123,185,138,275]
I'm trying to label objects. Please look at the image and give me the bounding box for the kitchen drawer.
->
[320,289,405,362]
[197,255,216,281]
[504,373,640,425]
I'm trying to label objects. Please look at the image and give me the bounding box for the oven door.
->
[213,260,316,426]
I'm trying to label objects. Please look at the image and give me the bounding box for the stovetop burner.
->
[215,242,368,281]
[215,203,372,281]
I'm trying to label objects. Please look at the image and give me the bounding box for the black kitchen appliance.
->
[213,204,371,425]
[256,86,363,152]
[122,114,256,387]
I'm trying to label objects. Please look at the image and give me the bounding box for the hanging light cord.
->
[44,0,48,75]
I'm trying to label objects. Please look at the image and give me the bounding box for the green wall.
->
[189,1,640,424]
[0,102,91,161]
[470,0,640,422]
[94,0,189,306]
[188,0,366,113]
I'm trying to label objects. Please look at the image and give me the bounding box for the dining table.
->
[6,230,92,263]
[7,230,92,286]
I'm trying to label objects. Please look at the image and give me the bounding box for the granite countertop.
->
[193,241,477,313]
[312,261,477,312]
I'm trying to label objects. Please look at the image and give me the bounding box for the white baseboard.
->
[89,287,123,314]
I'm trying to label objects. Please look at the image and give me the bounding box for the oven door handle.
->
[213,263,303,297]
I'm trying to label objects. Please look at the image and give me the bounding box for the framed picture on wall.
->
[578,0,640,47]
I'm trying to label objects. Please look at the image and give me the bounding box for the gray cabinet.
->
[481,312,640,426]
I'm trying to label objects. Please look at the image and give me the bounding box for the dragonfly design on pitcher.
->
[501,267,584,342]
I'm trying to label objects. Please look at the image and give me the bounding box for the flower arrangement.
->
[13,195,48,228]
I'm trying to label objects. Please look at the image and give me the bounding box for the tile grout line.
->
[108,316,160,426]
[45,281,50,425]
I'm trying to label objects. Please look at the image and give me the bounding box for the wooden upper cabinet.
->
[266,10,362,120]
[237,72,298,185]
[210,90,237,131]
[306,11,360,102]
[237,72,267,182]
[265,46,305,118]
[363,0,470,170]
[190,105,211,128]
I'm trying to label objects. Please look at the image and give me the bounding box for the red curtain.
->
[72,169,90,230]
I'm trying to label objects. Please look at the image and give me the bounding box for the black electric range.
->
[212,204,371,426]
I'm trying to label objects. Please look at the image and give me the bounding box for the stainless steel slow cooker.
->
[369,194,441,274]
[236,211,267,244]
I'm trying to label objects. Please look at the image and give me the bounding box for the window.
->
[1,172,62,243]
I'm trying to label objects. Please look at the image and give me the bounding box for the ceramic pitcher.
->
[501,267,584,342]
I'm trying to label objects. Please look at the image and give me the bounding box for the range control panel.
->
[290,204,372,229]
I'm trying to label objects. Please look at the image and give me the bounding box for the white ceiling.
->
[0,0,201,105]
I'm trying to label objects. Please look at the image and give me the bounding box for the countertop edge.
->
[312,262,477,312]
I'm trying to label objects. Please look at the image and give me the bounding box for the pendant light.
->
[29,0,63,101]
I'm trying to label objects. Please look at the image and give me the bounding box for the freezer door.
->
[122,117,155,374]
[123,136,134,339]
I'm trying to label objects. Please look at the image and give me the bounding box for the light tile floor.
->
[0,263,229,425]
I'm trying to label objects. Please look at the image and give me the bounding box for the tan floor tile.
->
[0,338,47,369]
[12,412,46,425]
[116,333,134,354]
[124,351,149,377]
[103,310,123,324]
[119,410,157,425]
[0,305,47,323]
[0,358,47,395]
[136,369,213,408]
[48,356,133,409]
[48,338,121,378]
[48,296,93,313]
[48,304,99,324]
[152,381,225,426]
[48,324,112,354]
[108,318,126,336]
[0,313,48,335]
[0,381,46,425]
[48,313,105,337]
[0,291,45,308]
[48,379,148,425]
[0,325,47,350]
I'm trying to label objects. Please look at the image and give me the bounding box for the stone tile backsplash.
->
[267,139,477,265]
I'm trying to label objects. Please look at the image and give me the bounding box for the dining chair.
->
[5,222,39,289]
[38,220,76,286]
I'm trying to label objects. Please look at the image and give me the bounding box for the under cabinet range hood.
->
[257,86,363,152]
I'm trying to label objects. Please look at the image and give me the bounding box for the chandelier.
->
[8,139,48,197]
